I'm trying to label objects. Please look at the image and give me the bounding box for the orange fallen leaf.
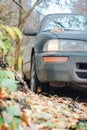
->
[20,113,29,126]
[1,123,8,130]
[37,86,42,93]
[53,115,59,118]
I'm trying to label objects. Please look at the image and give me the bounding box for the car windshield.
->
[40,14,87,32]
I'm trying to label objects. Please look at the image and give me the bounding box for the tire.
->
[22,72,26,81]
[22,61,27,81]
[30,55,39,92]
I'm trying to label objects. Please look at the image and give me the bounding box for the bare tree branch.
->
[11,0,24,11]
[0,11,16,22]
[20,0,44,29]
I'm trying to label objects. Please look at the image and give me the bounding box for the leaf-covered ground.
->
[0,69,87,130]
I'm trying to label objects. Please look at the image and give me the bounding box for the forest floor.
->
[0,67,87,130]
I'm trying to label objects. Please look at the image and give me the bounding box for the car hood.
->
[35,30,87,52]
[52,31,87,41]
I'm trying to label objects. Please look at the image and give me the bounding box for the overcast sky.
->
[43,0,72,15]
[46,2,71,15]
[30,0,72,15]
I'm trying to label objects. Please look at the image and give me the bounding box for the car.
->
[22,13,87,92]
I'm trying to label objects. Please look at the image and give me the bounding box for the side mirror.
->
[23,28,38,36]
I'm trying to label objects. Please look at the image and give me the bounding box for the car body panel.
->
[35,52,87,83]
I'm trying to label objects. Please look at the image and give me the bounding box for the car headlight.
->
[43,39,87,52]
[43,40,59,52]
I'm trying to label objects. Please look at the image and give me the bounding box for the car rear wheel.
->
[22,72,26,81]
[22,61,27,81]
[30,54,39,92]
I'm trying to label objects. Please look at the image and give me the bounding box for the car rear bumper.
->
[35,52,87,88]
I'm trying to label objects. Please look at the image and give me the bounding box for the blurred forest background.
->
[0,0,87,71]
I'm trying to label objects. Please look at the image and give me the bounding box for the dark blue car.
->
[23,14,87,92]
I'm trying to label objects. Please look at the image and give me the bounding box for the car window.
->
[40,14,87,32]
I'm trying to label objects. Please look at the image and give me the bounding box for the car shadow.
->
[42,85,87,102]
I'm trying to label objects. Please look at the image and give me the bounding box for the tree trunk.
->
[14,38,20,70]
[14,0,22,71]
[13,0,44,70]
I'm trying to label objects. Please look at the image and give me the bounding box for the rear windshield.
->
[40,14,87,32]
